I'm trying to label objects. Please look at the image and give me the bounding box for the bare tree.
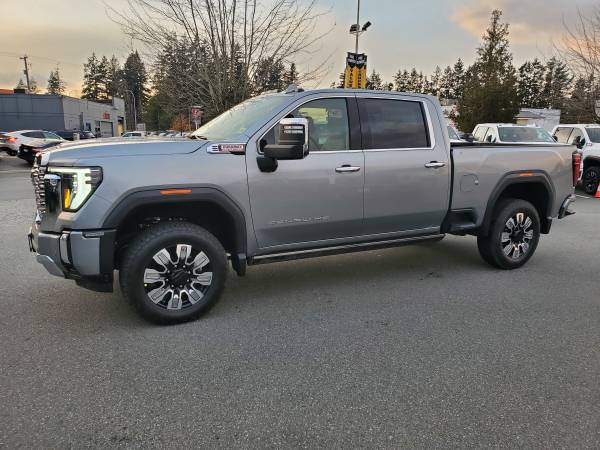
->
[107,0,331,119]
[560,8,600,121]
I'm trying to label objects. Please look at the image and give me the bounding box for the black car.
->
[18,141,62,165]
[52,130,96,141]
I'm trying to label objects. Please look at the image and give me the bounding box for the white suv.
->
[473,124,556,145]
[1,130,63,156]
[551,124,600,195]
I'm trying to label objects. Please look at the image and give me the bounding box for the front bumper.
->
[28,222,116,291]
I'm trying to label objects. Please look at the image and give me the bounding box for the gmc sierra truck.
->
[28,88,578,324]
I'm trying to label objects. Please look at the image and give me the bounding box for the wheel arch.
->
[583,155,600,171]
[480,172,555,236]
[102,187,248,272]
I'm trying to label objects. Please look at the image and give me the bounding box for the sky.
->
[0,0,597,95]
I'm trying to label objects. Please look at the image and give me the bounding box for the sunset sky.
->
[0,0,596,96]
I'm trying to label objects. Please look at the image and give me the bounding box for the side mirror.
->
[263,118,309,160]
[552,135,558,142]
[577,138,586,149]
[463,133,474,143]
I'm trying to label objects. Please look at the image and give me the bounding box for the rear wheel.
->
[119,222,227,324]
[477,199,541,270]
[582,166,600,195]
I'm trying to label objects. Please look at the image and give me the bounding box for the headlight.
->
[47,167,102,211]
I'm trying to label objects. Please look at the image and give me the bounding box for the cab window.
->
[553,127,572,144]
[261,98,350,152]
[473,126,489,142]
[567,128,584,145]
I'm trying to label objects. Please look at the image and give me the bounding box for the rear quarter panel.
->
[451,143,575,225]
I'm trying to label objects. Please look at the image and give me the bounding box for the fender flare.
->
[102,187,248,258]
[480,171,556,235]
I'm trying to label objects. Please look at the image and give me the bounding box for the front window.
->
[260,98,350,152]
[585,128,600,143]
[192,94,290,141]
[498,127,555,143]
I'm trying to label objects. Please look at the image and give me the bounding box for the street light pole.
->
[125,89,137,131]
[355,0,361,54]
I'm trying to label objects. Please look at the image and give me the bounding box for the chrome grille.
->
[31,159,48,215]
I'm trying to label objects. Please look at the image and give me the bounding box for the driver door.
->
[246,96,365,250]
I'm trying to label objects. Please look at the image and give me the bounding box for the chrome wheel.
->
[501,212,534,260]
[143,244,213,311]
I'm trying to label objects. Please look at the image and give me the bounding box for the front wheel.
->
[119,222,227,324]
[477,199,541,270]
[582,166,600,195]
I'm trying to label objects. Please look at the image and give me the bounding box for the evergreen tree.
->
[452,58,466,99]
[439,65,454,99]
[541,57,572,109]
[47,67,66,95]
[253,57,286,93]
[430,66,442,97]
[408,68,422,93]
[366,70,384,90]
[394,69,410,92]
[563,75,598,123]
[516,58,545,107]
[456,10,519,132]
[283,63,300,86]
[14,79,27,90]
[122,51,149,126]
[81,53,105,100]
[106,56,125,99]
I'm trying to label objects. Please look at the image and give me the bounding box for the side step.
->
[249,234,445,265]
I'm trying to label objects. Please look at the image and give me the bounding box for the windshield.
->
[192,95,290,140]
[585,127,600,143]
[498,127,554,143]
[447,126,460,140]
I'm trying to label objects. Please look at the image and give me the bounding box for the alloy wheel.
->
[143,244,213,310]
[501,212,534,260]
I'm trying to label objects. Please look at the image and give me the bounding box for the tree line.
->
[359,10,597,131]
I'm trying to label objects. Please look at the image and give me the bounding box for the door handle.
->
[424,161,446,169]
[335,165,361,173]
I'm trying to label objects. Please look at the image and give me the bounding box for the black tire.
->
[582,166,600,196]
[119,222,227,324]
[477,198,541,270]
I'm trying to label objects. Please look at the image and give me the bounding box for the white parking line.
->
[0,170,30,175]
[576,194,596,199]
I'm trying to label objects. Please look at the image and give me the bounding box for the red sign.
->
[103,112,110,120]
[191,107,204,121]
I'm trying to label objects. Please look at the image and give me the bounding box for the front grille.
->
[31,158,48,215]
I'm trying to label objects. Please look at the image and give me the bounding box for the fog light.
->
[59,232,71,265]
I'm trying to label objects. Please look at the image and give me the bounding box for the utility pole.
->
[355,0,361,55]
[20,55,31,92]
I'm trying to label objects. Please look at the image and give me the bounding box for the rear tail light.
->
[573,151,582,186]
[7,136,17,143]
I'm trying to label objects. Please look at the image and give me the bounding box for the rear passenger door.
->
[357,95,450,236]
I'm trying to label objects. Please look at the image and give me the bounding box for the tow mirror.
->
[577,138,586,149]
[263,118,309,160]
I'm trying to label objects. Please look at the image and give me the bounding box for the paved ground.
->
[1,153,599,449]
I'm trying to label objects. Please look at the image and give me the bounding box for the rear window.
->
[359,98,430,149]
[553,127,572,144]
[473,126,489,142]
[498,127,554,143]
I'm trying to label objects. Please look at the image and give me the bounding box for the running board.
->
[249,234,445,265]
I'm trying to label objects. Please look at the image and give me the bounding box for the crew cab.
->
[551,124,600,195]
[473,124,556,144]
[28,88,577,324]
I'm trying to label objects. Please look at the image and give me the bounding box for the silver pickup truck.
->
[28,88,578,323]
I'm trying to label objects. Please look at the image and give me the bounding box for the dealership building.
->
[0,90,126,137]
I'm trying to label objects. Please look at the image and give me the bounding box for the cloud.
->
[450,0,596,46]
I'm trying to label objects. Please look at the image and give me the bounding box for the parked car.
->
[122,131,146,138]
[0,132,18,155]
[1,130,63,157]
[18,141,62,165]
[52,130,96,141]
[551,124,600,195]
[28,88,577,324]
[473,124,556,144]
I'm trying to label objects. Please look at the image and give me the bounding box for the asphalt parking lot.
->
[1,154,599,448]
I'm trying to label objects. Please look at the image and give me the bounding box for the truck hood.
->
[42,137,208,165]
